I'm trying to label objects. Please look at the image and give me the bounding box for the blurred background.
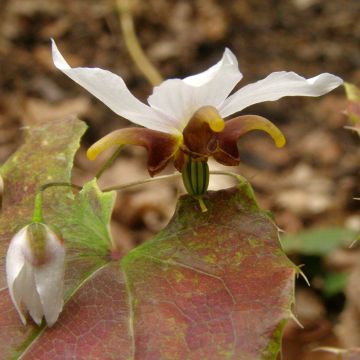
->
[0,0,359,358]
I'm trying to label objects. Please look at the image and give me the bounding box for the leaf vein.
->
[123,269,135,360]
[142,254,237,305]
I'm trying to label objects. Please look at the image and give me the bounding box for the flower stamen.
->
[192,106,225,133]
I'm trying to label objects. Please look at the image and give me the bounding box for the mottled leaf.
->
[10,187,295,360]
[0,117,87,289]
[0,118,80,358]
[0,118,117,359]
[0,118,296,359]
[120,187,296,360]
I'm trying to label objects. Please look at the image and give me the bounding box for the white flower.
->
[51,40,343,175]
[51,40,342,135]
[6,223,65,327]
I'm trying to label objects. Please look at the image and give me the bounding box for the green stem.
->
[32,171,251,222]
[102,170,250,194]
[95,145,123,179]
[209,170,248,184]
[32,192,44,223]
[196,196,208,213]
[102,173,181,192]
[40,182,82,192]
[32,182,81,223]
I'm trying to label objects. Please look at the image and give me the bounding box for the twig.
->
[116,0,163,86]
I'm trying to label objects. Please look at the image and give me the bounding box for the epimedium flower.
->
[51,40,342,183]
[6,222,65,327]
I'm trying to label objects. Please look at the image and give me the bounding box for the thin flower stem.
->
[40,182,82,192]
[116,0,163,86]
[102,173,182,192]
[32,192,44,223]
[32,171,242,223]
[95,145,123,179]
[196,196,208,213]
[210,170,248,184]
[102,170,250,193]
[32,171,250,223]
[32,182,82,223]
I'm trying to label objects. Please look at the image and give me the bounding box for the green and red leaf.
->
[0,118,296,359]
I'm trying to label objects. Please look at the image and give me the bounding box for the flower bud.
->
[6,223,65,327]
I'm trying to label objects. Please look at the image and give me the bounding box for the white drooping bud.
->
[6,223,65,327]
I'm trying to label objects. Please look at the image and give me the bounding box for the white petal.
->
[33,231,65,327]
[7,227,44,326]
[6,227,27,289]
[183,48,242,89]
[6,227,28,324]
[220,71,343,117]
[51,40,175,133]
[148,79,198,131]
[21,261,43,326]
[10,266,28,325]
[148,48,242,131]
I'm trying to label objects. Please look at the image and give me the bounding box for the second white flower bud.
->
[6,222,65,327]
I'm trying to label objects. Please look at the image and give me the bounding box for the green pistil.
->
[182,157,209,212]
